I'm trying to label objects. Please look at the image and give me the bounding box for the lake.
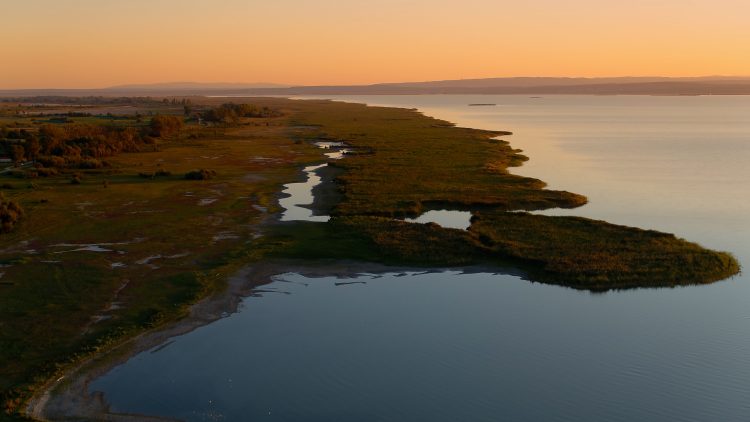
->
[91,95,750,421]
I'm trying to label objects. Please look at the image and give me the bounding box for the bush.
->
[70,174,82,184]
[35,167,58,177]
[0,194,23,233]
[76,158,106,169]
[36,155,67,168]
[202,104,283,125]
[139,169,171,179]
[150,115,184,137]
[185,169,216,180]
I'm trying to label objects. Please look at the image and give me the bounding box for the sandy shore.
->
[26,259,465,421]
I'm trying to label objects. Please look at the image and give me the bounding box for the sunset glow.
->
[3,0,750,88]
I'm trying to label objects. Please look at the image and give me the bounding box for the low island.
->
[0,96,739,420]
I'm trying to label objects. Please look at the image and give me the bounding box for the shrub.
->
[150,114,184,137]
[185,169,216,180]
[35,167,58,177]
[0,194,23,233]
[77,158,105,169]
[36,155,67,168]
[202,104,283,125]
[139,169,171,179]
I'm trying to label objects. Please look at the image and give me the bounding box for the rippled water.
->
[91,95,750,421]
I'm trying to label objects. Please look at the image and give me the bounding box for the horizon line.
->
[4,75,750,91]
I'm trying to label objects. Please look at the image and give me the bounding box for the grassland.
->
[0,96,740,420]
[288,100,587,216]
[0,99,324,418]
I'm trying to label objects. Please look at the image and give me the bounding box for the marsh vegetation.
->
[0,96,739,419]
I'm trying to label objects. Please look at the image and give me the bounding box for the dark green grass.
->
[266,214,739,291]
[468,212,740,289]
[289,100,587,217]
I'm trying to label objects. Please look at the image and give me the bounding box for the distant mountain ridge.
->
[369,76,750,88]
[241,76,750,96]
[3,77,750,97]
[106,82,291,91]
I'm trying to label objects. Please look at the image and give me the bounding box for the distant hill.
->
[368,76,750,88]
[106,82,291,91]
[240,76,750,96]
[3,77,750,97]
[0,82,291,97]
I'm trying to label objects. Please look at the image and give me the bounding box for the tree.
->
[25,137,41,163]
[0,193,23,233]
[149,115,184,137]
[10,145,24,166]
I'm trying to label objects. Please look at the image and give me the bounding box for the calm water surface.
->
[92,96,750,421]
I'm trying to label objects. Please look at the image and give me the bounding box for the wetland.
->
[0,95,743,421]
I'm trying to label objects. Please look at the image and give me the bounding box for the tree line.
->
[0,115,183,168]
[0,96,162,105]
[202,103,284,124]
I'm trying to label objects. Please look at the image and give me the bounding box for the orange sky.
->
[2,0,750,88]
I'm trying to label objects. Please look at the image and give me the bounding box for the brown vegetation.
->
[202,103,284,125]
[0,194,23,233]
[149,115,184,137]
[291,101,586,217]
[185,169,216,180]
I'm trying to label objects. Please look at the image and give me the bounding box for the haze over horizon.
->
[10,76,750,92]
[3,0,750,89]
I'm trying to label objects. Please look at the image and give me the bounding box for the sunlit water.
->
[91,96,750,421]
[278,163,329,223]
[278,142,350,223]
[404,209,472,230]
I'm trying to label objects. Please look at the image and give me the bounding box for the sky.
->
[2,0,750,88]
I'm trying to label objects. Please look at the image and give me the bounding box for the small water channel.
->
[279,142,473,228]
[277,163,329,223]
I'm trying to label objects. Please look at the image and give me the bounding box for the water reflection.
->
[404,209,472,230]
[278,142,349,222]
[91,270,750,422]
[278,164,329,222]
